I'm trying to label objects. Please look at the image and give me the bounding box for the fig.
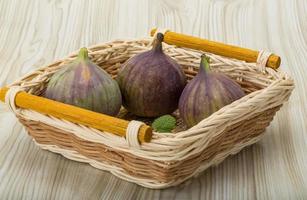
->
[45,47,122,116]
[116,33,187,117]
[179,54,245,127]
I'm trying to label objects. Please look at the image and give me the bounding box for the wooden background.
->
[0,0,306,199]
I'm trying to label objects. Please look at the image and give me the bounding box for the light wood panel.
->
[0,0,306,199]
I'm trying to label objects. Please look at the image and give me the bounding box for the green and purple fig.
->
[179,54,245,127]
[116,33,187,117]
[45,47,122,116]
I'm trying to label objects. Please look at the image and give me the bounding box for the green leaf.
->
[152,115,176,133]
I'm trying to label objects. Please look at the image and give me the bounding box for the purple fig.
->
[116,33,187,117]
[45,48,122,116]
[179,54,245,127]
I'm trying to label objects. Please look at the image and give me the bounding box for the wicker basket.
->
[2,30,294,189]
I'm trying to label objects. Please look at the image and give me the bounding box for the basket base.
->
[31,133,264,189]
[17,106,281,189]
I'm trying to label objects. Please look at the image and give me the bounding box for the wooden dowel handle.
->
[150,28,281,69]
[0,87,152,143]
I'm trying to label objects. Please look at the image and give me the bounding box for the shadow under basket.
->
[4,36,294,189]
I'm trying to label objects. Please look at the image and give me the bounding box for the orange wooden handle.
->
[0,87,152,143]
[150,28,281,69]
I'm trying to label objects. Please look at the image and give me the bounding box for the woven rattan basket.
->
[0,29,294,189]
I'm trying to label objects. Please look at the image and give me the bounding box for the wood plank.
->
[0,0,306,199]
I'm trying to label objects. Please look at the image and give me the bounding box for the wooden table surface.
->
[0,0,306,199]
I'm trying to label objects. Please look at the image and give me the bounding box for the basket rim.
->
[9,37,294,124]
[6,38,294,162]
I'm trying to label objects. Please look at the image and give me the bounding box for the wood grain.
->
[0,0,306,199]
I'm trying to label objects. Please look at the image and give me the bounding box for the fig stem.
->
[78,47,89,61]
[152,33,164,52]
[201,54,211,72]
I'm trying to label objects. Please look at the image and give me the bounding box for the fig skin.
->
[179,54,245,127]
[45,48,122,116]
[116,33,187,117]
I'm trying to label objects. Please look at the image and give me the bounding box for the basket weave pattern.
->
[7,38,294,188]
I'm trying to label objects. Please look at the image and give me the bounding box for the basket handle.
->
[150,28,281,69]
[0,87,152,143]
